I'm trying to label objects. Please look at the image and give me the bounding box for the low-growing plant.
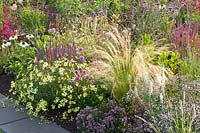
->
[10,57,105,120]
[136,76,200,133]
[76,99,128,132]
[137,100,199,133]
[76,98,155,133]
[143,98,199,133]
[157,52,181,74]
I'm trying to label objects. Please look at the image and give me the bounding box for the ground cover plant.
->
[0,0,200,132]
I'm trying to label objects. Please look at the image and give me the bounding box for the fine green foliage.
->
[6,46,36,75]
[174,102,197,133]
[10,58,104,120]
[179,49,200,79]
[19,8,48,34]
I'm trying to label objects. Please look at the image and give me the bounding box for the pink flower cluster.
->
[0,7,15,39]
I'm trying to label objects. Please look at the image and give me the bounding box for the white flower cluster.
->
[1,34,34,48]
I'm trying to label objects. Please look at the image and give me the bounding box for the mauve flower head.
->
[75,70,79,74]
[79,67,83,73]
[75,99,130,132]
[3,7,9,14]
[93,59,97,65]
[98,9,104,16]
[76,76,81,81]
[71,80,75,84]
[91,11,96,18]
[48,28,56,33]
[90,80,95,84]
[79,56,85,62]
[56,32,60,35]
[78,47,84,52]
[84,74,90,80]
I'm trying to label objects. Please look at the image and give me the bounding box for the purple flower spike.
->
[36,47,43,61]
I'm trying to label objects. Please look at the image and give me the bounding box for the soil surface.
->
[0,74,15,96]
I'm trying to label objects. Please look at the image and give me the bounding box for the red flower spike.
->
[0,7,15,39]
[195,0,200,13]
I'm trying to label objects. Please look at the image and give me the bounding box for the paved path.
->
[0,94,70,133]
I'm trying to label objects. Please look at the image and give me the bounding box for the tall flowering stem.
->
[0,7,15,40]
[36,40,80,64]
[195,0,200,13]
[171,20,199,57]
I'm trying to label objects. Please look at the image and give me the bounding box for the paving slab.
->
[0,94,28,125]
[0,94,70,133]
[0,118,69,133]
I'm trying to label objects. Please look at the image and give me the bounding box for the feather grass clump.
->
[91,26,172,100]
